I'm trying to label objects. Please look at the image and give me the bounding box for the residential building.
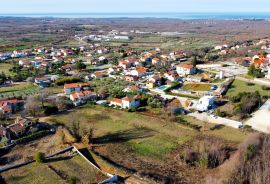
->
[196,96,215,112]
[176,64,196,76]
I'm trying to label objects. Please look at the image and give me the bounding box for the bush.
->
[55,77,83,86]
[262,85,270,91]
[34,152,46,163]
[246,82,255,86]
[68,176,77,184]
[16,130,51,144]
[44,105,58,115]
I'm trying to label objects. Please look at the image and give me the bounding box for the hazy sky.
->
[1,0,270,14]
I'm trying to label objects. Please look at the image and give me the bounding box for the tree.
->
[25,95,41,117]
[248,64,256,76]
[34,152,46,163]
[191,56,197,67]
[75,61,86,70]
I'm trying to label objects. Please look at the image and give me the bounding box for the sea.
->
[1,12,270,19]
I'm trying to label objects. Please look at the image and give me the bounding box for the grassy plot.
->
[48,105,248,159]
[0,83,39,98]
[0,63,14,76]
[2,155,107,184]
[226,79,270,98]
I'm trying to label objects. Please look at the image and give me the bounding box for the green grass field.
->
[226,79,270,97]
[2,155,107,184]
[0,63,14,76]
[48,105,248,158]
[181,83,212,91]
[0,83,39,98]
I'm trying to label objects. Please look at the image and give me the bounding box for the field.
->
[2,155,107,184]
[0,83,39,98]
[226,79,270,97]
[45,104,248,182]
[0,63,14,76]
[181,83,212,91]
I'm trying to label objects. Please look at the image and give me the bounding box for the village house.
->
[164,71,181,82]
[147,75,162,88]
[91,71,107,79]
[70,90,97,106]
[0,99,24,116]
[124,75,139,82]
[8,117,32,137]
[64,83,90,95]
[19,59,32,67]
[130,68,148,77]
[110,95,141,109]
[176,64,197,76]
[35,77,52,88]
[196,96,215,112]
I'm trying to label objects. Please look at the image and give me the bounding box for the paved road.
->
[246,99,270,133]
[189,112,242,129]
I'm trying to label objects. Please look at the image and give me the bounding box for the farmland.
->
[181,83,212,91]
[0,83,39,98]
[0,63,14,76]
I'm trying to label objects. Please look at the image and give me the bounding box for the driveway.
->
[245,99,270,133]
[189,112,242,129]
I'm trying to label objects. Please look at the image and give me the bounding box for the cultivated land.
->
[0,83,39,98]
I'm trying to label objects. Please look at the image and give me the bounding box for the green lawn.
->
[0,83,39,98]
[181,83,212,91]
[2,155,107,184]
[226,79,270,98]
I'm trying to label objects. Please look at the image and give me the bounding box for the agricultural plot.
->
[0,63,14,76]
[181,83,212,91]
[0,83,39,98]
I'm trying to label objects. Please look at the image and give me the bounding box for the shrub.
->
[246,82,255,86]
[34,152,45,163]
[55,77,83,86]
[68,176,77,184]
[244,144,258,161]
[262,85,270,91]
[44,105,58,115]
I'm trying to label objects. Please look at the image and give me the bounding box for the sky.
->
[1,0,270,14]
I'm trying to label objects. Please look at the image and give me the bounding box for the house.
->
[123,85,141,93]
[122,96,141,109]
[35,77,52,88]
[0,99,24,115]
[152,58,160,65]
[124,75,139,82]
[164,71,181,82]
[8,117,32,137]
[97,48,108,54]
[70,90,97,106]
[31,60,42,68]
[235,57,251,67]
[110,98,123,107]
[91,71,107,79]
[130,68,147,77]
[196,96,215,112]
[62,65,72,72]
[19,60,31,67]
[186,76,203,83]
[110,96,141,109]
[176,64,196,76]
[64,83,90,95]
[147,75,162,88]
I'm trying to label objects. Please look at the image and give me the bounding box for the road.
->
[245,99,270,133]
[189,112,242,129]
[236,76,270,86]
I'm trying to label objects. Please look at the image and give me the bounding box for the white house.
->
[110,96,141,109]
[130,68,147,77]
[176,64,196,76]
[196,96,215,112]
